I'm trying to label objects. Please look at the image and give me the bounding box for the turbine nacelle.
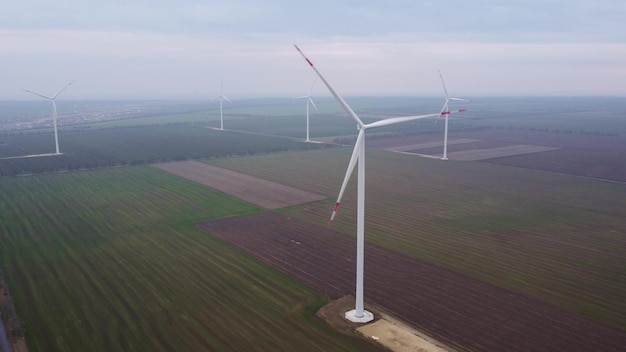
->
[294,95,318,111]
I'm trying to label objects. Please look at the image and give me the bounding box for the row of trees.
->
[0,125,330,176]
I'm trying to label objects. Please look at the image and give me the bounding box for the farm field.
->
[199,211,626,352]
[3,96,623,177]
[367,129,626,182]
[153,160,325,209]
[1,96,625,351]
[0,166,380,352]
[206,148,626,330]
[0,97,438,137]
[0,124,327,176]
[3,96,624,136]
[0,100,215,131]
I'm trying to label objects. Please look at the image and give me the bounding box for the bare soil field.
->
[153,160,325,208]
[446,145,558,161]
[358,319,449,352]
[198,211,626,352]
[367,129,626,181]
[384,138,481,153]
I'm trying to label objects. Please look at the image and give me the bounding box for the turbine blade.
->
[211,81,230,102]
[294,44,365,129]
[22,89,52,100]
[52,80,75,99]
[365,112,442,129]
[329,129,365,226]
[440,108,467,115]
[308,97,319,111]
[308,77,318,96]
[438,70,450,99]
[449,97,472,102]
[438,72,470,104]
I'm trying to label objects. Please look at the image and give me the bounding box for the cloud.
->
[2,1,625,42]
[1,1,625,99]
[2,28,624,99]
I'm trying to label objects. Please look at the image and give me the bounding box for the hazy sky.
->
[1,0,625,99]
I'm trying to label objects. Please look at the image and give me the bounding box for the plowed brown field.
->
[198,211,626,352]
[153,161,325,208]
[367,130,626,182]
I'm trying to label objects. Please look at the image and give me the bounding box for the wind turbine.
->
[22,81,75,155]
[295,78,318,142]
[295,45,465,323]
[211,80,231,130]
[437,70,471,160]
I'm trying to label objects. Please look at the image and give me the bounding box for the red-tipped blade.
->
[327,129,364,226]
[328,202,341,227]
[294,44,314,67]
[294,44,365,129]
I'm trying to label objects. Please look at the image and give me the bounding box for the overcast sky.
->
[1,0,625,99]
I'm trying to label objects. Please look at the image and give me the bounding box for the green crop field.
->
[2,96,625,350]
[0,166,380,352]
[207,148,626,328]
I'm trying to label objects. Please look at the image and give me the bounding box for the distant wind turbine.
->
[295,78,318,142]
[295,44,465,323]
[211,80,231,130]
[22,81,75,155]
[437,71,471,160]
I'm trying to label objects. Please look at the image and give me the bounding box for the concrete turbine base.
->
[345,309,374,323]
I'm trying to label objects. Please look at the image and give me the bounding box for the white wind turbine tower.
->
[438,70,470,160]
[295,78,319,142]
[211,80,231,130]
[22,81,75,155]
[295,45,465,323]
